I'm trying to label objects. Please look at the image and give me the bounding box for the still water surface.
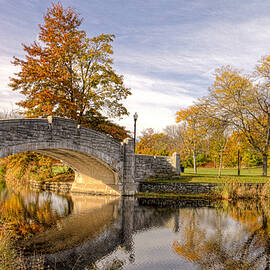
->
[1,187,270,270]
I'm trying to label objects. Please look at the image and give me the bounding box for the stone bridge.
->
[0,117,180,195]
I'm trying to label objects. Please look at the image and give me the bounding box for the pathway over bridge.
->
[0,117,180,195]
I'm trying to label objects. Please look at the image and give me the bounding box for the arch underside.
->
[37,149,121,195]
[23,194,121,255]
[1,143,122,195]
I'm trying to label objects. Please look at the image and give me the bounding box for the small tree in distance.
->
[176,106,207,174]
[136,128,171,156]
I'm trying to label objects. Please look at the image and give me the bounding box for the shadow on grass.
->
[147,173,270,184]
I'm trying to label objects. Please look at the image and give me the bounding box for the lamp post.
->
[133,112,138,152]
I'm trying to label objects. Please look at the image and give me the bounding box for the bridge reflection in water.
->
[23,194,180,270]
[24,195,121,268]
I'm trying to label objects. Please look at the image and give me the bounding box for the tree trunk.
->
[218,150,223,177]
[219,138,228,178]
[237,149,240,176]
[193,151,197,174]
[263,153,268,176]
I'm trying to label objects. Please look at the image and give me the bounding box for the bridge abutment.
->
[121,138,137,196]
[72,172,121,195]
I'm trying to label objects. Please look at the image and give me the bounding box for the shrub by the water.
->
[213,179,270,200]
[0,231,46,270]
[0,231,17,270]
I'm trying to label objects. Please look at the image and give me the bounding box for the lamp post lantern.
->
[133,112,138,152]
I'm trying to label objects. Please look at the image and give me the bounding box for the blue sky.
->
[1,0,270,134]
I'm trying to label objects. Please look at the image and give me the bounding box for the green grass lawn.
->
[148,167,270,183]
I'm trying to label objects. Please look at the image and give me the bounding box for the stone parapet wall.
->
[139,182,218,194]
[135,153,180,182]
[139,182,267,195]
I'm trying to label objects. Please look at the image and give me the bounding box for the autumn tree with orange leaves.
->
[135,128,171,156]
[9,3,130,140]
[135,125,200,161]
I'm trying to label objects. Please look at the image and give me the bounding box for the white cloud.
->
[116,74,195,135]
[0,57,22,111]
[115,16,270,82]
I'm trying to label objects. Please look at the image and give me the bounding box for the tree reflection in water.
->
[0,187,72,238]
[173,200,270,270]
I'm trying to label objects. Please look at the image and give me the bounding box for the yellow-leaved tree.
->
[199,65,270,176]
[176,106,207,173]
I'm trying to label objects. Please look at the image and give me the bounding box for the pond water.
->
[1,187,270,270]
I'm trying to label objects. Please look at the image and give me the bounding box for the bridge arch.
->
[0,117,135,195]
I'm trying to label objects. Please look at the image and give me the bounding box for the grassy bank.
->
[182,167,269,183]
[184,167,264,176]
[0,230,17,270]
[211,181,270,200]
[182,168,270,199]
[142,167,270,200]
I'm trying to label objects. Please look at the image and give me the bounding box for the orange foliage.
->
[9,3,130,139]
[135,129,170,156]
